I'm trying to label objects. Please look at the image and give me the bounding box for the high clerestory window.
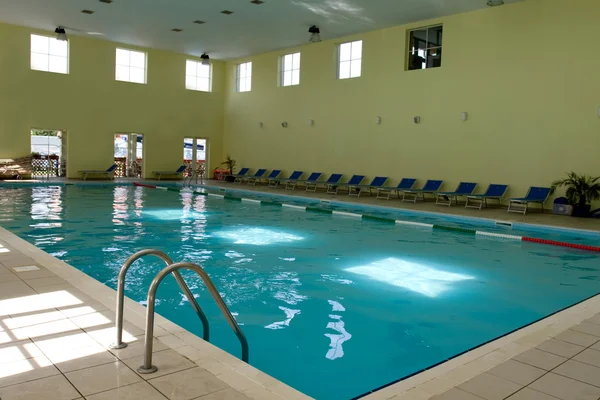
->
[408,25,443,70]
[30,34,69,74]
[338,40,362,79]
[280,52,300,86]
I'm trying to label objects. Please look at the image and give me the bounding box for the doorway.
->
[114,133,144,177]
[183,138,207,176]
[30,129,66,178]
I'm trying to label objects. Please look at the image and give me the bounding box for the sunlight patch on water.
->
[215,227,303,246]
[346,258,474,298]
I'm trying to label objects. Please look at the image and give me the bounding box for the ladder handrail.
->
[110,249,210,350]
[183,166,205,187]
[137,262,249,373]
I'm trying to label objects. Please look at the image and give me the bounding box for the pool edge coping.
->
[0,225,311,400]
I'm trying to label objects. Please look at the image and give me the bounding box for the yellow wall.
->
[223,0,600,200]
[0,23,224,178]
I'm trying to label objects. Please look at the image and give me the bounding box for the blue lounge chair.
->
[152,165,187,180]
[507,186,551,214]
[243,169,267,185]
[262,170,281,186]
[348,176,388,197]
[435,182,478,206]
[377,178,417,200]
[231,168,250,183]
[465,184,508,209]
[287,172,321,190]
[307,173,344,193]
[337,175,365,195]
[402,180,443,203]
[274,170,303,188]
[79,164,118,180]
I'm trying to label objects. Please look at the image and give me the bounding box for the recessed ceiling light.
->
[251,0,264,4]
[99,0,112,3]
[172,28,183,32]
[81,9,95,14]
[221,10,234,15]
[193,20,206,24]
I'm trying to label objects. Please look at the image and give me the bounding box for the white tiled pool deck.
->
[0,226,309,400]
[1,179,600,400]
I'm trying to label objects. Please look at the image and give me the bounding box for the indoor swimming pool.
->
[1,184,599,399]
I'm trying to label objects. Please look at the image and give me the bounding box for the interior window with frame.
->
[280,52,300,87]
[407,25,443,71]
[115,48,147,84]
[30,34,69,74]
[338,40,362,79]
[185,60,212,92]
[236,62,252,92]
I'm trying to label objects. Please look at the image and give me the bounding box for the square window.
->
[338,40,362,79]
[115,48,147,84]
[280,52,300,87]
[185,59,212,92]
[236,61,252,92]
[30,34,69,74]
[407,25,443,71]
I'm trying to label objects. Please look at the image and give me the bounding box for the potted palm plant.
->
[550,172,600,217]
[220,155,236,182]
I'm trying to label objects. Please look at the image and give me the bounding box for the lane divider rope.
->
[133,183,600,253]
[332,211,362,218]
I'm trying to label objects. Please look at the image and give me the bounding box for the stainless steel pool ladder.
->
[110,250,249,374]
[183,165,205,187]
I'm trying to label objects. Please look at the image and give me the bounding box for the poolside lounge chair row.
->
[228,169,552,214]
[78,164,189,180]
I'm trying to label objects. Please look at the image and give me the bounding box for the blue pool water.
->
[1,184,600,399]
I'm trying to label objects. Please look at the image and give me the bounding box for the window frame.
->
[236,61,252,92]
[407,24,443,71]
[279,52,301,87]
[337,40,363,80]
[115,48,148,84]
[185,59,212,92]
[30,34,69,74]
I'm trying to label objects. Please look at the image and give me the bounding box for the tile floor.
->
[431,330,600,400]
[0,230,308,400]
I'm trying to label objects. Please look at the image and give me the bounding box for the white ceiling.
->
[0,0,523,60]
